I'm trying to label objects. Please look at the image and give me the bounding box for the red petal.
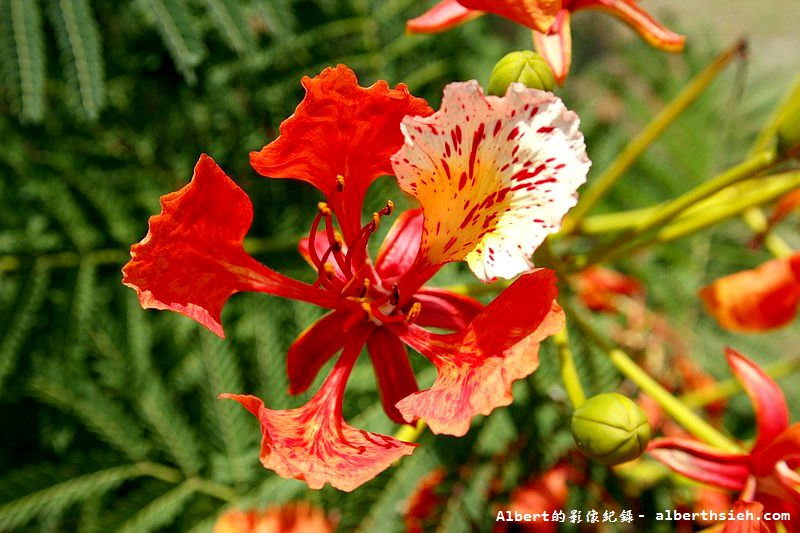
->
[250,65,432,240]
[366,328,418,424]
[570,0,686,52]
[505,464,578,526]
[406,0,482,33]
[459,0,561,33]
[220,333,416,492]
[122,154,332,338]
[287,311,349,395]
[575,265,644,313]
[721,500,770,533]
[376,208,423,281]
[410,287,484,331]
[726,348,789,455]
[532,10,572,86]
[754,425,800,477]
[648,437,750,491]
[699,256,800,332]
[392,269,564,436]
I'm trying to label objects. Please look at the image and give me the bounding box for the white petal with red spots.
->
[392,81,589,282]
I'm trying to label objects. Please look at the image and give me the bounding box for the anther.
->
[381,200,394,216]
[359,278,371,298]
[317,202,331,216]
[370,212,381,232]
[390,284,400,306]
[361,301,374,321]
[336,175,345,192]
[323,263,336,278]
[405,302,422,324]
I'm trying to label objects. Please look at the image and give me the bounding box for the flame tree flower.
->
[407,0,685,84]
[213,502,334,533]
[123,65,589,491]
[649,349,800,532]
[699,254,800,332]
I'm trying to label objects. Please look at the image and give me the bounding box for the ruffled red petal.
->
[366,328,418,424]
[122,154,333,338]
[726,348,790,456]
[459,0,560,33]
[648,437,750,491]
[699,255,800,332]
[410,287,484,331]
[250,65,432,240]
[220,333,416,492]
[392,269,564,436]
[287,311,349,395]
[375,208,424,281]
[406,0,482,34]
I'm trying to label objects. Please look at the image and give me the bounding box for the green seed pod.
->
[487,51,555,96]
[571,393,651,466]
[777,87,800,157]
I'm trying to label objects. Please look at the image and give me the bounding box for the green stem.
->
[576,149,779,269]
[681,357,800,408]
[135,462,183,484]
[562,39,747,233]
[187,477,237,502]
[565,305,742,453]
[554,326,586,408]
[393,420,426,443]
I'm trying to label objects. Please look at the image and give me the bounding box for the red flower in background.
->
[123,66,589,490]
[407,0,685,84]
[699,254,800,332]
[404,469,446,533]
[494,464,579,533]
[649,349,800,532]
[575,266,644,313]
[213,502,334,533]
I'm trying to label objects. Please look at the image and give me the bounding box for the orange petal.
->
[406,0,483,34]
[699,255,800,332]
[575,265,643,312]
[392,81,589,282]
[459,0,561,33]
[532,10,572,86]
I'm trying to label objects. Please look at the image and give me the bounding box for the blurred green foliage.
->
[0,0,798,531]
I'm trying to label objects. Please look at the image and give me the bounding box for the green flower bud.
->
[777,87,800,158]
[571,393,651,466]
[487,51,555,96]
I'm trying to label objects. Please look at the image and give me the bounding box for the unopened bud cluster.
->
[488,51,555,96]
[571,393,651,466]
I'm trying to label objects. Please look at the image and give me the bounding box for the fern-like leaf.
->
[135,0,207,84]
[117,480,198,533]
[47,0,105,119]
[0,0,46,122]
[201,0,254,55]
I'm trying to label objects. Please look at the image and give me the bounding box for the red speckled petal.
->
[459,0,560,33]
[726,348,789,456]
[122,154,333,338]
[648,437,749,491]
[220,332,416,492]
[250,65,432,240]
[410,287,484,331]
[570,0,686,53]
[366,328,418,424]
[287,311,350,395]
[406,0,483,33]
[699,255,800,332]
[532,10,572,85]
[376,208,424,281]
[392,269,564,436]
[392,81,589,282]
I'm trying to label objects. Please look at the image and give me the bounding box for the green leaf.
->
[0,0,47,122]
[135,0,207,84]
[117,480,198,533]
[201,0,254,55]
[47,0,105,119]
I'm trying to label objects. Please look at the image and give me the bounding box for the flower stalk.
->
[553,326,586,408]
[562,39,747,233]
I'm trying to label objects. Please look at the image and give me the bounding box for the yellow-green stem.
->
[566,305,742,453]
[393,420,426,443]
[577,149,779,269]
[562,39,747,233]
[554,326,586,408]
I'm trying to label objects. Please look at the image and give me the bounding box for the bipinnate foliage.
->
[0,0,796,531]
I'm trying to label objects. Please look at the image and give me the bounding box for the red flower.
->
[699,254,800,332]
[404,469,446,533]
[213,501,334,533]
[575,266,643,313]
[407,0,685,84]
[124,65,588,490]
[649,348,800,532]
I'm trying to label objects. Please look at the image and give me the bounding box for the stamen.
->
[381,200,394,216]
[404,302,422,324]
[336,175,345,192]
[361,301,375,321]
[390,284,400,305]
[359,278,371,298]
[323,214,349,276]
[317,201,331,216]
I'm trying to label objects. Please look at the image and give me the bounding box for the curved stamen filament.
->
[306,202,329,271]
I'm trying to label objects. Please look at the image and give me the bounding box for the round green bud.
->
[571,393,651,466]
[487,51,555,96]
[777,89,800,158]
